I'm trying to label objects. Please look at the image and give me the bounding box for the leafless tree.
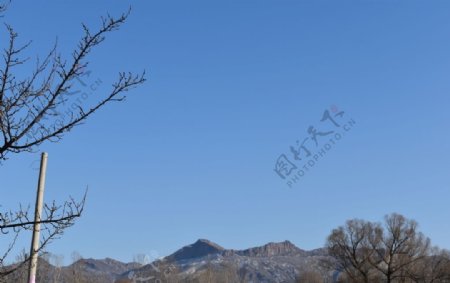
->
[2,251,60,283]
[0,193,86,279]
[327,214,440,283]
[0,9,145,160]
[0,1,145,279]
[368,214,430,283]
[326,219,379,283]
[408,247,450,283]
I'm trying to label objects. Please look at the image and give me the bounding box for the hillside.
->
[3,240,335,283]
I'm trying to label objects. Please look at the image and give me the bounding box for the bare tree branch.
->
[0,7,146,160]
[0,4,145,280]
[0,190,87,277]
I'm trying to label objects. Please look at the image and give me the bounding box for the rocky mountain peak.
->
[236,240,303,257]
[166,239,225,262]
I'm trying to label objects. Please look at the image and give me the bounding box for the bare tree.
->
[0,193,86,278]
[0,1,145,279]
[326,219,378,283]
[327,214,438,283]
[408,247,450,283]
[0,9,145,160]
[368,214,430,283]
[11,249,27,282]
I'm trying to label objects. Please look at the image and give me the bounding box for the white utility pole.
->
[28,152,48,283]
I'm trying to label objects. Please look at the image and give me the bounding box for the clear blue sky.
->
[1,0,450,264]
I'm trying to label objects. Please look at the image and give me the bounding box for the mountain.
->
[2,257,142,283]
[166,239,225,262]
[2,240,336,283]
[118,239,334,283]
[235,240,306,257]
[68,258,141,281]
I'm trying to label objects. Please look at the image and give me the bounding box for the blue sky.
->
[1,0,450,264]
